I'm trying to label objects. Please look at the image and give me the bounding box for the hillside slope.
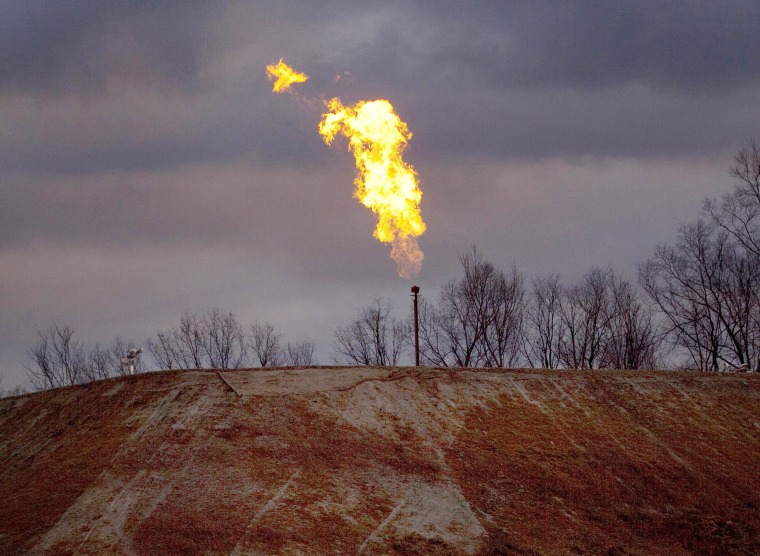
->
[1,367,759,555]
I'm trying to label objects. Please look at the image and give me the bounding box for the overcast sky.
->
[3,1,760,389]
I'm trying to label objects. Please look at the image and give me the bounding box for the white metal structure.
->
[120,348,143,375]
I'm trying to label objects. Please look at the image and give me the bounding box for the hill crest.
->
[1,367,759,554]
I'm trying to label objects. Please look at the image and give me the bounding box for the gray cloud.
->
[7,1,760,96]
[3,1,759,178]
[0,1,221,95]
[411,0,760,93]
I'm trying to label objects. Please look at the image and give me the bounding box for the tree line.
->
[333,140,760,372]
[640,140,760,371]
[333,251,662,371]
[23,309,316,391]
[20,141,760,392]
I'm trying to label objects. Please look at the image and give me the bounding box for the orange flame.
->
[266,59,308,93]
[319,98,425,278]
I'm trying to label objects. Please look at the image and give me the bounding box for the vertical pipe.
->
[411,286,420,366]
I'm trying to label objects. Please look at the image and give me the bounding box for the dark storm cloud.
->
[0,0,221,95]
[6,1,760,98]
[4,0,760,178]
[2,0,758,253]
[399,0,760,93]
[271,0,760,160]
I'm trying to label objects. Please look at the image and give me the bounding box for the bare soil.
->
[0,367,758,555]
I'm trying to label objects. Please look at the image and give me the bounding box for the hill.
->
[1,367,759,555]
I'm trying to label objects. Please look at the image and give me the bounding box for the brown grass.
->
[1,367,758,554]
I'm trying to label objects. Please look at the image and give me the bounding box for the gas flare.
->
[267,59,426,277]
[266,59,309,93]
[319,97,425,278]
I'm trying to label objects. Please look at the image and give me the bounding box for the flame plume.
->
[267,59,309,93]
[266,59,426,277]
[319,98,425,278]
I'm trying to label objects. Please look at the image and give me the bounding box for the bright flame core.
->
[319,97,425,278]
[266,59,308,93]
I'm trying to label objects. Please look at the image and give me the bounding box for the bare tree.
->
[332,298,408,366]
[480,265,527,367]
[715,248,760,370]
[416,296,450,367]
[149,313,315,370]
[284,341,317,366]
[705,138,760,258]
[249,322,285,367]
[433,247,496,367]
[558,268,614,369]
[25,325,87,390]
[417,246,525,368]
[639,221,732,371]
[601,277,662,370]
[148,308,247,370]
[524,274,563,369]
[147,330,180,371]
[200,308,247,369]
[83,344,113,382]
[174,310,206,369]
[675,139,760,370]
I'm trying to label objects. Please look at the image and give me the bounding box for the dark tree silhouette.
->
[331,298,408,366]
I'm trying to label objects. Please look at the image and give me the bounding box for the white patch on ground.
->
[231,468,302,556]
[358,481,485,555]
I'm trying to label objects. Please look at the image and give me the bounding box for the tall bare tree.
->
[524,274,563,369]
[639,221,736,371]
[175,310,206,368]
[417,246,525,368]
[332,298,408,366]
[434,246,497,367]
[480,265,527,367]
[601,277,661,370]
[148,308,247,370]
[705,138,760,258]
[558,268,614,369]
[147,330,181,371]
[82,344,113,382]
[710,247,760,370]
[284,341,317,366]
[416,297,450,366]
[699,139,760,370]
[25,325,87,389]
[200,308,247,369]
[249,322,285,367]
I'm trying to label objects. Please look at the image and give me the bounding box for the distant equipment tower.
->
[411,286,420,366]
[120,348,143,375]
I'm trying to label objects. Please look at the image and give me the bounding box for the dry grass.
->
[0,367,758,555]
